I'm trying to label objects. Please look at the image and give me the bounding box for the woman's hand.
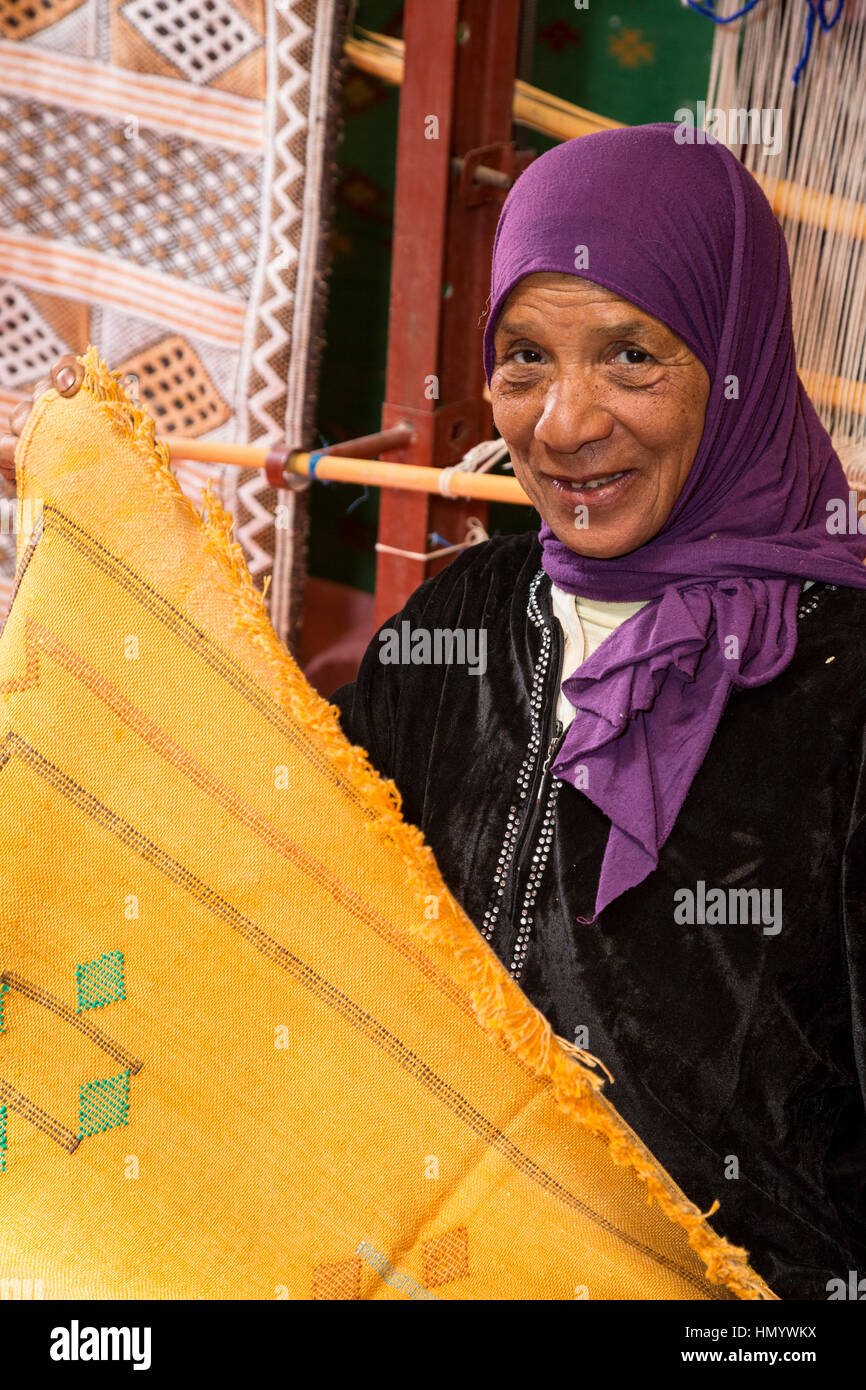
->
[0,355,86,482]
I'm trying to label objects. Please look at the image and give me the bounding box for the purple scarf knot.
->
[552,577,799,916]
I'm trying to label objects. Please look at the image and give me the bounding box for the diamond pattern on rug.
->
[0,282,71,389]
[75,950,126,1013]
[78,1070,131,1137]
[0,96,261,298]
[0,0,87,42]
[87,305,236,407]
[311,1255,362,1300]
[116,336,231,437]
[421,1225,469,1288]
[119,0,263,85]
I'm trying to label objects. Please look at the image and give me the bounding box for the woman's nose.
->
[533,371,613,454]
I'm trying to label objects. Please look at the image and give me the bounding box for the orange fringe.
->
[74,348,778,1301]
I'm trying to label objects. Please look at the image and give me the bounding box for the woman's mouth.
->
[544,468,638,508]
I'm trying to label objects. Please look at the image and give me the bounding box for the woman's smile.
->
[544,465,639,512]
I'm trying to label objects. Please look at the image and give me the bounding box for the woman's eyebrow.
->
[592,318,654,338]
[496,317,540,336]
[496,315,655,339]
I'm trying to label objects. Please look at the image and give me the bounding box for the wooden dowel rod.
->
[450,155,513,189]
[166,425,414,470]
[262,424,414,484]
[167,438,265,467]
[321,425,414,457]
[799,369,866,418]
[166,437,531,504]
[346,28,866,245]
[513,79,622,141]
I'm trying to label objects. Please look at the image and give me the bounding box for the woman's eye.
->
[612,347,652,366]
[509,348,543,365]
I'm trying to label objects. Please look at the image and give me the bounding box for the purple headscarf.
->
[482,123,866,920]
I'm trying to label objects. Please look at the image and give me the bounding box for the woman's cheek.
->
[492,390,538,445]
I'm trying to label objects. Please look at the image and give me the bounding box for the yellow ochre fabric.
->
[0,349,777,1301]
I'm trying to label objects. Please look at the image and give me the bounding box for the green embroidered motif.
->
[79,1071,131,1138]
[0,980,7,1031]
[0,1104,6,1173]
[75,951,125,1012]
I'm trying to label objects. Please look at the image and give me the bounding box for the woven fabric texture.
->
[0,0,347,646]
[0,350,777,1300]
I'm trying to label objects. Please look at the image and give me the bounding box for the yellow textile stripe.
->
[0,349,778,1300]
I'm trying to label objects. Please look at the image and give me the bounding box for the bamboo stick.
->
[512,79,622,141]
[167,438,531,505]
[799,368,866,418]
[346,27,866,246]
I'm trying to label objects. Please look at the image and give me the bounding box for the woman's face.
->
[490,273,711,558]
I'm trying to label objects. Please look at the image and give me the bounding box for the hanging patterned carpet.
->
[0,0,347,647]
[0,351,778,1301]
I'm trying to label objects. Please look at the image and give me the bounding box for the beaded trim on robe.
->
[480,574,839,980]
[797,582,837,620]
[480,571,562,981]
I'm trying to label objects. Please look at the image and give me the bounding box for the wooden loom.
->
[163,3,866,627]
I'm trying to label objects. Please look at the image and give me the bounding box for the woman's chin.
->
[542,511,648,559]
[523,468,655,556]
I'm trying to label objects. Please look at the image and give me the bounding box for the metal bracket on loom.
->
[451,142,534,206]
[264,424,415,491]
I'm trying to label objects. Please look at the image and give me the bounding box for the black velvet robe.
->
[331,528,866,1301]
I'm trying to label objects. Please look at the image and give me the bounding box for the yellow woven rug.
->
[0,350,776,1301]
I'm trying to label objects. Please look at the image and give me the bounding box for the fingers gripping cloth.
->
[0,350,777,1301]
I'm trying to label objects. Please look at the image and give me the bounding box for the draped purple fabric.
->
[482,124,866,918]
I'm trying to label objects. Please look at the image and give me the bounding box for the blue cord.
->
[307,440,335,486]
[308,437,369,512]
[818,0,844,26]
[793,0,819,84]
[792,0,843,85]
[683,0,763,23]
[344,485,369,516]
[685,0,845,84]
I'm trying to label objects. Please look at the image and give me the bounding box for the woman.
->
[331,125,866,1301]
